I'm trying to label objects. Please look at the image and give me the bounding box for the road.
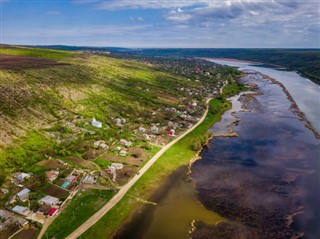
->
[65,98,212,239]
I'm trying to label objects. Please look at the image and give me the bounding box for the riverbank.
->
[79,82,245,239]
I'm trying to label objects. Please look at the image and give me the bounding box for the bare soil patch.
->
[12,227,39,239]
[0,224,20,239]
[0,54,68,69]
[44,184,70,200]
[116,166,138,184]
[102,154,142,166]
[36,159,65,169]
[68,156,96,170]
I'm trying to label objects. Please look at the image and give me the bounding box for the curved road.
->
[64,98,213,239]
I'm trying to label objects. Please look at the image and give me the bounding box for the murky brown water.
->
[114,167,222,239]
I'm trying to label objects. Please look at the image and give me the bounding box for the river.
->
[114,60,320,239]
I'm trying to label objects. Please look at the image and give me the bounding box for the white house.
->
[91,118,102,128]
[39,195,59,206]
[16,188,30,202]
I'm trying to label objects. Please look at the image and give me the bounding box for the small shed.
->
[39,195,59,206]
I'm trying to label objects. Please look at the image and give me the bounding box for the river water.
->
[114,61,320,239]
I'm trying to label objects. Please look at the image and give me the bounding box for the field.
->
[43,189,116,239]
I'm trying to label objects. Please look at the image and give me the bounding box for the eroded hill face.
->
[0,45,235,173]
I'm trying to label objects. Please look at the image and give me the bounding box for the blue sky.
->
[1,0,319,48]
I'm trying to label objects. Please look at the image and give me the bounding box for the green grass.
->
[94,157,112,168]
[80,96,235,239]
[0,46,76,59]
[43,189,116,239]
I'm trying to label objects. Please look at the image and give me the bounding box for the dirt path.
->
[65,98,213,239]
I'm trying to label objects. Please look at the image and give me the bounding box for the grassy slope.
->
[44,189,116,239]
[80,94,237,239]
[0,47,200,171]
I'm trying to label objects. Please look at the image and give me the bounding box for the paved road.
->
[66,98,212,239]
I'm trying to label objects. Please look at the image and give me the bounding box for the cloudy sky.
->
[1,0,319,48]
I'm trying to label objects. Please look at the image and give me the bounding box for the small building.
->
[110,163,123,170]
[167,129,175,136]
[39,195,59,206]
[48,208,58,217]
[16,188,31,202]
[12,205,30,216]
[45,170,59,182]
[15,173,30,182]
[91,118,102,128]
[150,125,159,134]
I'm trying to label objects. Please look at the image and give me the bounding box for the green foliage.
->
[0,132,55,170]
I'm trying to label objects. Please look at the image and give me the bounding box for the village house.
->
[91,118,102,128]
[16,188,30,202]
[39,195,59,206]
[12,205,30,216]
[45,170,59,182]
